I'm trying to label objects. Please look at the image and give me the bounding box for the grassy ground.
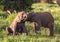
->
[0,3,60,42]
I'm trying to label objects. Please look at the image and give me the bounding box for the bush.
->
[0,11,8,19]
[0,0,33,12]
[5,13,17,26]
[0,3,60,42]
[0,13,17,32]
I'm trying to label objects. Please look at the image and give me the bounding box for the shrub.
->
[5,13,17,26]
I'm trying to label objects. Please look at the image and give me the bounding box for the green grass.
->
[0,3,60,42]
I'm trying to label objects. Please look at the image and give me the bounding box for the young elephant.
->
[16,22,28,35]
[6,22,28,35]
[26,12,54,36]
[6,11,28,36]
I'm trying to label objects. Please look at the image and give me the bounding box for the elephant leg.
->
[48,22,54,36]
[13,28,16,36]
[22,25,28,35]
[33,22,40,33]
[6,27,13,35]
[19,28,23,34]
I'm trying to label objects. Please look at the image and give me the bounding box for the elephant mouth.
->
[20,19,26,23]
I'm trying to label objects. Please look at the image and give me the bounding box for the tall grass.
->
[0,3,60,42]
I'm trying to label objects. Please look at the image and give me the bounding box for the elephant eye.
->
[23,14,27,19]
[24,16,26,18]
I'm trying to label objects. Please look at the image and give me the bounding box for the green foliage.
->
[0,11,8,31]
[0,11,8,18]
[5,13,17,26]
[25,0,33,5]
[31,3,58,12]
[0,13,17,32]
[0,19,7,31]
[0,5,4,11]
[0,3,60,42]
[20,0,33,11]
[0,0,33,12]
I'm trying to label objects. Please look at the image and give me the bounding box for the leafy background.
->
[0,0,60,42]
